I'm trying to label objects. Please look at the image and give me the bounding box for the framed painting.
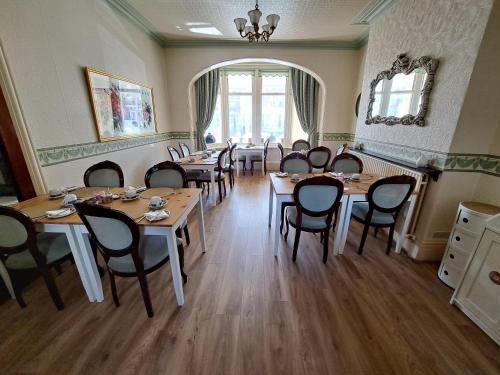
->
[85,67,157,142]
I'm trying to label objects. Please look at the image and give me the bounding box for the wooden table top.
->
[270,172,397,196]
[177,153,218,166]
[13,187,202,227]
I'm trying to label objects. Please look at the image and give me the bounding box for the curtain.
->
[290,68,319,147]
[195,69,220,150]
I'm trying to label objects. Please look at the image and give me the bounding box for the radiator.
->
[349,150,428,236]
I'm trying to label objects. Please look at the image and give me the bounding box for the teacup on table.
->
[48,188,63,198]
[290,173,300,182]
[63,193,78,205]
[149,196,163,208]
[125,188,138,198]
[351,173,361,181]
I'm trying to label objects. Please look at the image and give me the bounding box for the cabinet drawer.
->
[450,228,477,253]
[438,263,462,288]
[456,209,483,233]
[445,247,470,270]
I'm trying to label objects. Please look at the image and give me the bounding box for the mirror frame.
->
[365,54,439,127]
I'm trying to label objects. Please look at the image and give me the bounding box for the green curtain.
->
[290,68,319,147]
[195,69,220,150]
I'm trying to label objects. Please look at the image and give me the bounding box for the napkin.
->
[46,208,72,217]
[144,210,170,222]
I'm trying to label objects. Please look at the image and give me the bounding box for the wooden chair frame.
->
[0,206,72,310]
[284,176,344,263]
[351,175,416,255]
[330,153,364,173]
[167,146,182,162]
[84,160,124,188]
[74,201,186,318]
[307,146,332,172]
[250,138,270,175]
[292,139,311,151]
[335,143,348,156]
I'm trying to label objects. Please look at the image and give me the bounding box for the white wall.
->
[0,0,171,188]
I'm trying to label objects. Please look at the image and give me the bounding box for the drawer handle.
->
[462,217,469,223]
[444,270,449,276]
[449,254,455,259]
[455,236,461,242]
[489,271,500,285]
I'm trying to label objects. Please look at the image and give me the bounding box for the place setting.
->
[136,195,171,223]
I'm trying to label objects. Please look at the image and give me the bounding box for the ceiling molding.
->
[107,0,370,50]
[106,0,168,47]
[352,0,397,25]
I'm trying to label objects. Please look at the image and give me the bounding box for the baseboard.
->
[402,238,447,261]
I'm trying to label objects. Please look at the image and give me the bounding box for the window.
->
[204,67,310,146]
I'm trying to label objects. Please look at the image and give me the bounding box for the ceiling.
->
[126,0,375,42]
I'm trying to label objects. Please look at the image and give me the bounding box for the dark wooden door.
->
[0,84,36,201]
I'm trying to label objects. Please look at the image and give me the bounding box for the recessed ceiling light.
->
[188,27,223,36]
[185,22,211,26]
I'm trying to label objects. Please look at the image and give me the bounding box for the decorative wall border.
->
[354,137,499,176]
[37,131,195,167]
[319,133,356,142]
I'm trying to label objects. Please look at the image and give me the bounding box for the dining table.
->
[235,145,265,176]
[177,153,219,201]
[4,186,206,306]
[268,172,418,256]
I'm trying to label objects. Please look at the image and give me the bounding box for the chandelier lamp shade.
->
[234,1,280,42]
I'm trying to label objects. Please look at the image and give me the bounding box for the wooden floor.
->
[1,175,499,375]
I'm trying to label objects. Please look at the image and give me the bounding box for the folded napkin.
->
[46,208,72,217]
[144,210,170,222]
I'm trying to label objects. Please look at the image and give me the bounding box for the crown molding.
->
[352,0,397,25]
[106,0,168,47]
[107,0,370,50]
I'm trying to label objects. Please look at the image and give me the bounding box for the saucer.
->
[61,198,84,208]
[121,195,140,201]
[275,172,288,178]
[48,193,65,200]
[47,207,75,219]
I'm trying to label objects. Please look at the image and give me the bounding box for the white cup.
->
[351,173,361,181]
[150,196,162,207]
[125,188,137,198]
[63,193,77,205]
[49,188,62,197]
[291,173,299,181]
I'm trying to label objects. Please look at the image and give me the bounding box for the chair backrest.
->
[179,143,191,158]
[280,152,312,173]
[330,153,363,173]
[292,139,310,151]
[263,138,270,158]
[228,143,237,165]
[74,202,141,264]
[367,175,416,214]
[167,146,181,161]
[217,147,229,176]
[277,143,284,160]
[0,206,41,261]
[84,160,124,188]
[226,138,233,148]
[307,146,332,171]
[293,176,344,222]
[336,143,348,156]
[144,161,188,188]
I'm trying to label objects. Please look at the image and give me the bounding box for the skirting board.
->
[402,237,447,261]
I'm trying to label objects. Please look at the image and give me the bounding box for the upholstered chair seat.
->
[286,207,328,231]
[351,202,395,225]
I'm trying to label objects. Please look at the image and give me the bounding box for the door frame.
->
[0,40,46,197]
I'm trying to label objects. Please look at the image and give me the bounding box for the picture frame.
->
[85,67,157,142]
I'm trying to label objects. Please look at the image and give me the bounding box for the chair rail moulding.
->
[37,132,196,167]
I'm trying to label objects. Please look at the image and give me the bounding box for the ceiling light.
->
[189,27,223,36]
[234,0,280,43]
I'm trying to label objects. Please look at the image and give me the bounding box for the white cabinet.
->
[438,202,500,288]
[452,214,500,345]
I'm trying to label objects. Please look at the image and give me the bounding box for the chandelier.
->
[234,1,280,43]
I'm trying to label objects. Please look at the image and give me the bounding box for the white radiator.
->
[349,150,428,236]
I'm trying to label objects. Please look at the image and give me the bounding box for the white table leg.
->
[165,227,185,306]
[268,180,274,227]
[71,225,103,302]
[339,195,355,254]
[333,195,349,255]
[196,194,206,253]
[0,260,15,299]
[236,150,240,177]
[396,195,417,254]
[274,195,288,257]
[261,150,265,175]
[210,167,216,202]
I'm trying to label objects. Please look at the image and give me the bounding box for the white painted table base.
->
[236,148,265,176]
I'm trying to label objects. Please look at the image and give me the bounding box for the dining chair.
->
[197,147,228,203]
[179,142,191,158]
[279,152,312,234]
[228,139,246,172]
[0,206,73,310]
[144,161,192,246]
[74,201,186,318]
[284,176,344,263]
[330,153,363,173]
[222,143,237,188]
[307,146,332,173]
[350,175,416,255]
[84,160,124,187]
[292,139,311,152]
[250,138,270,175]
[167,146,181,161]
[335,143,348,156]
[277,143,284,161]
